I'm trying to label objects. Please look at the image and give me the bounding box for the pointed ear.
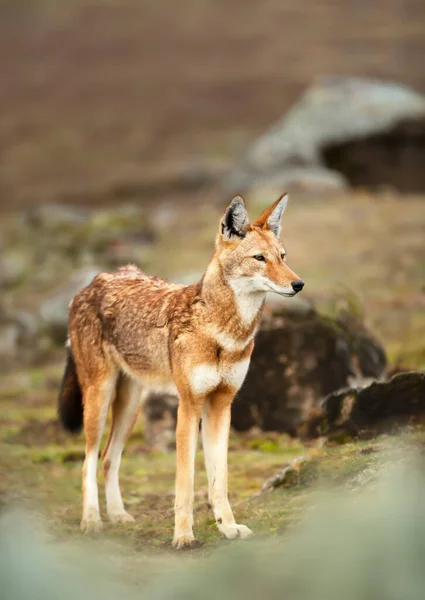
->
[220,195,249,241]
[252,194,288,237]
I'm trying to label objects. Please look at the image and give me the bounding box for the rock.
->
[24,204,88,231]
[149,204,180,230]
[0,324,20,362]
[264,292,314,317]
[224,76,425,194]
[39,267,102,343]
[0,203,161,368]
[141,306,387,447]
[143,393,178,452]
[261,456,307,493]
[19,203,156,271]
[0,306,46,369]
[0,201,162,372]
[0,248,33,289]
[231,309,387,435]
[307,372,425,440]
[226,166,349,196]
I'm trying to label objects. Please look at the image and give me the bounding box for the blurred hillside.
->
[1,0,425,209]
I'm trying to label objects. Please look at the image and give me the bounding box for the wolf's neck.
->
[227,279,266,326]
[201,260,265,330]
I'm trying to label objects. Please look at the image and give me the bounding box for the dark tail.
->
[58,348,83,433]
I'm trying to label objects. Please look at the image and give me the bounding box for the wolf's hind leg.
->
[102,376,141,524]
[81,372,118,533]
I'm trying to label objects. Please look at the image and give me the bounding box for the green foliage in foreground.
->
[2,457,425,600]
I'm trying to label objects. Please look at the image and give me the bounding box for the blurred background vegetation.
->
[0,0,425,595]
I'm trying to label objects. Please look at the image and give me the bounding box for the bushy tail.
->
[58,348,83,433]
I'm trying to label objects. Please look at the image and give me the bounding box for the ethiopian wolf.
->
[58,194,304,549]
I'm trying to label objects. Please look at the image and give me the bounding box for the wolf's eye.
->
[253,254,266,262]
[281,253,286,260]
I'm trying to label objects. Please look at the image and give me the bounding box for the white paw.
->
[218,522,253,540]
[172,534,201,550]
[80,517,103,534]
[108,511,135,525]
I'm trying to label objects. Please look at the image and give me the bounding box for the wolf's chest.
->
[189,358,251,396]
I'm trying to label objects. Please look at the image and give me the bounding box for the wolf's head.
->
[216,194,304,297]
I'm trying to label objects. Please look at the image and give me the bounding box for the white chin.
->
[265,284,296,297]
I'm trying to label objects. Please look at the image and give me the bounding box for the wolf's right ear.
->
[221,195,249,241]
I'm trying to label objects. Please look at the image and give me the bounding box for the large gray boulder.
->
[225,77,425,194]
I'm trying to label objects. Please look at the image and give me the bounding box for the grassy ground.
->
[1,362,425,573]
[1,190,424,570]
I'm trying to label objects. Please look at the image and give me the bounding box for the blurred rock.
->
[39,267,101,343]
[142,306,387,446]
[264,292,314,317]
[0,306,46,368]
[0,324,20,361]
[24,204,88,230]
[231,309,387,434]
[0,202,160,368]
[143,393,178,451]
[225,76,425,194]
[0,248,33,289]
[227,166,348,196]
[9,203,156,278]
[261,456,307,493]
[307,372,425,440]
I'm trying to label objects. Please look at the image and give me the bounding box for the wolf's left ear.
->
[221,195,249,240]
[253,194,288,238]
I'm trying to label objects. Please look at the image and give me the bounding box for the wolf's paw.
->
[108,511,135,525]
[80,516,103,534]
[218,522,253,540]
[172,534,201,550]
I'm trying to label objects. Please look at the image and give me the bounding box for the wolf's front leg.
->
[202,389,253,540]
[173,401,202,549]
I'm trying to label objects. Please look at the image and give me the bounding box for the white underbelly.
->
[119,360,178,396]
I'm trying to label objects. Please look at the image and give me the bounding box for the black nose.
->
[291,280,305,293]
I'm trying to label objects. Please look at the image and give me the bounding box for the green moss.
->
[247,438,280,452]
